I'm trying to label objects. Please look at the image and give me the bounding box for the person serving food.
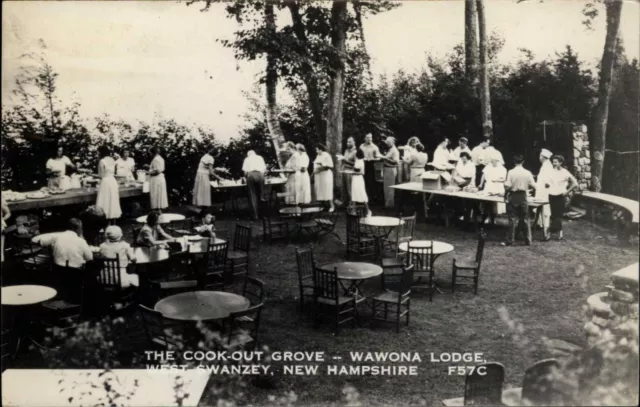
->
[46,146,76,189]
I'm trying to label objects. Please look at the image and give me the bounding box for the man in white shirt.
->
[535,148,553,238]
[450,137,472,162]
[502,155,536,246]
[242,150,267,220]
[39,218,93,268]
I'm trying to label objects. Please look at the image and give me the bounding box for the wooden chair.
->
[262,217,290,243]
[94,255,136,313]
[372,265,414,333]
[451,230,487,294]
[463,362,506,406]
[295,246,315,311]
[521,359,560,406]
[315,210,341,242]
[224,303,264,351]
[167,217,194,237]
[138,304,184,351]
[346,213,377,259]
[242,276,265,306]
[226,222,252,280]
[148,280,198,303]
[132,227,144,247]
[407,242,435,301]
[312,266,357,335]
[381,212,416,270]
[347,203,368,218]
[199,240,229,290]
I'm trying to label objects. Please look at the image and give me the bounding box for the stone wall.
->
[572,124,591,191]
[585,263,639,346]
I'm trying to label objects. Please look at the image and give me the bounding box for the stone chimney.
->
[572,124,591,191]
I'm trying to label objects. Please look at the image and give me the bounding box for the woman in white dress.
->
[148,146,169,211]
[351,149,370,215]
[399,137,419,182]
[115,150,136,182]
[284,142,299,205]
[296,144,312,204]
[313,144,334,211]
[479,151,507,226]
[405,143,429,182]
[192,148,218,208]
[46,146,76,189]
[96,145,122,223]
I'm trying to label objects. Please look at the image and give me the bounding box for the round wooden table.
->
[155,291,250,321]
[320,261,382,297]
[398,240,454,256]
[177,237,226,255]
[1,285,57,306]
[136,213,186,224]
[360,216,405,257]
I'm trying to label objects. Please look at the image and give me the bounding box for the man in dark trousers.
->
[242,150,266,220]
[502,154,536,246]
[359,133,381,204]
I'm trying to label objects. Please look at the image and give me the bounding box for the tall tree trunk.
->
[265,3,286,169]
[287,2,326,142]
[353,1,373,86]
[476,0,493,139]
[465,0,479,89]
[591,0,623,192]
[326,0,348,197]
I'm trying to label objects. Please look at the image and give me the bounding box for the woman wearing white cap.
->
[99,226,139,288]
[535,148,554,239]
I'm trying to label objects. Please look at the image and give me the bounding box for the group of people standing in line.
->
[45,145,169,223]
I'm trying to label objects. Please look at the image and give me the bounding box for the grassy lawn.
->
[209,213,637,406]
[6,203,637,406]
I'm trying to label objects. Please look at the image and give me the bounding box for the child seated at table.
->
[194,211,216,239]
[99,225,139,288]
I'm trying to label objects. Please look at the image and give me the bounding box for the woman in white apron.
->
[148,146,169,211]
[480,152,507,226]
[192,148,216,207]
[313,144,334,211]
[46,146,75,189]
[96,145,122,223]
[115,150,136,182]
[284,142,299,205]
[296,144,311,204]
[535,149,553,239]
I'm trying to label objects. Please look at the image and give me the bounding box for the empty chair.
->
[521,358,560,406]
[199,240,229,290]
[345,213,377,259]
[407,242,435,301]
[242,276,265,306]
[148,279,198,304]
[227,222,252,280]
[381,212,416,270]
[295,246,315,311]
[463,362,505,406]
[315,210,341,242]
[138,304,184,351]
[262,217,290,243]
[224,303,264,351]
[312,266,357,335]
[371,265,414,333]
[451,230,487,294]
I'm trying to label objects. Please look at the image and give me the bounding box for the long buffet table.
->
[6,185,145,212]
[391,182,548,226]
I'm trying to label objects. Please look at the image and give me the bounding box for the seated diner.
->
[136,211,174,247]
[99,225,139,288]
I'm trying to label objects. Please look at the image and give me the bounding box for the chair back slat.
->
[233,223,252,252]
[396,213,417,246]
[521,358,560,405]
[407,243,433,273]
[346,213,362,239]
[475,230,487,266]
[96,254,122,288]
[313,266,339,302]
[228,303,263,349]
[205,241,228,271]
[382,264,414,296]
[347,204,367,218]
[463,362,505,405]
[138,304,177,350]
[242,277,265,306]
[295,247,315,283]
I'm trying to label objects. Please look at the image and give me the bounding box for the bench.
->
[576,191,639,240]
